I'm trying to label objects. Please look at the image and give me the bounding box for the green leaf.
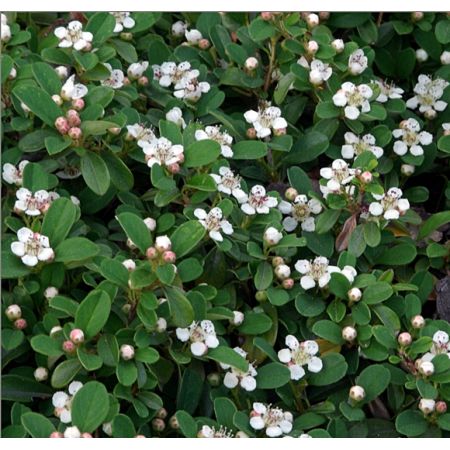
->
[287,166,313,193]
[254,261,273,290]
[177,367,204,414]
[80,152,111,195]
[232,140,267,159]
[30,335,63,357]
[44,135,72,155]
[312,320,344,344]
[1,54,13,84]
[102,151,134,191]
[75,290,111,339]
[437,414,450,431]
[284,131,329,164]
[418,211,450,239]
[156,264,176,285]
[295,293,326,317]
[163,286,195,328]
[356,364,391,402]
[22,162,56,191]
[376,244,417,265]
[363,221,381,247]
[316,209,341,234]
[309,353,348,386]
[256,362,291,389]
[348,224,366,257]
[249,17,276,40]
[435,19,450,44]
[21,412,55,438]
[170,220,206,258]
[316,101,341,119]
[208,346,249,372]
[13,84,62,126]
[184,140,221,167]
[395,410,428,437]
[41,198,77,247]
[51,359,83,388]
[100,258,129,287]
[176,410,198,438]
[1,375,53,402]
[214,397,236,429]
[112,414,136,438]
[86,12,116,45]
[32,62,61,95]
[55,237,99,263]
[71,381,110,433]
[238,312,272,334]
[77,348,103,371]
[135,347,159,364]
[362,282,393,305]
[116,360,138,386]
[97,334,119,367]
[116,212,152,254]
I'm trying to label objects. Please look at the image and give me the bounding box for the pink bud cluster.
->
[55,109,83,141]
[146,236,176,264]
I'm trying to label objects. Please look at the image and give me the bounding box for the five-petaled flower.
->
[332,82,373,120]
[348,49,368,75]
[14,188,54,216]
[341,132,384,160]
[220,347,257,391]
[140,137,184,168]
[249,402,293,437]
[239,185,278,215]
[368,187,410,220]
[54,21,93,51]
[278,194,322,232]
[11,228,55,267]
[61,75,88,101]
[52,381,83,423]
[195,126,234,158]
[373,79,404,103]
[392,118,432,157]
[319,159,356,197]
[278,335,323,380]
[175,320,219,356]
[210,167,246,201]
[295,256,340,290]
[244,103,287,138]
[101,63,124,89]
[194,207,233,242]
[127,123,156,146]
[110,12,135,33]
[2,160,29,185]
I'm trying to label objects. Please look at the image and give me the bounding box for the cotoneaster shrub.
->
[1,11,450,439]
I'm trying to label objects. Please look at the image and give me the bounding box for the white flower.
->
[298,57,332,85]
[127,61,149,79]
[120,344,135,360]
[158,61,193,87]
[295,256,340,290]
[195,126,233,158]
[368,187,410,220]
[341,132,383,160]
[44,286,59,299]
[172,20,187,36]
[220,347,257,391]
[140,137,184,168]
[249,403,293,437]
[11,228,54,267]
[143,217,157,231]
[14,188,51,216]
[278,194,322,232]
[421,330,450,362]
[198,425,235,438]
[210,167,246,201]
[239,185,278,215]
[166,107,186,129]
[110,12,135,33]
[264,227,283,245]
[392,118,433,157]
[175,320,219,356]
[231,311,245,326]
[2,160,29,185]
[1,14,11,42]
[332,82,373,120]
[174,79,210,102]
[64,426,81,438]
[348,49,368,75]
[416,48,428,62]
[101,63,124,89]
[52,381,83,424]
[406,75,449,118]
[278,335,323,380]
[194,207,233,242]
[54,21,93,51]
[61,75,88,101]
[373,79,404,103]
[185,28,202,44]
[331,38,345,52]
[319,159,356,197]
[244,103,287,138]
[122,259,136,271]
[419,399,436,415]
[441,51,450,65]
[127,123,156,146]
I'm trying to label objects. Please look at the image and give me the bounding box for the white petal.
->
[295,260,310,274]
[289,364,306,380]
[175,328,190,342]
[250,416,265,430]
[22,254,38,266]
[194,208,207,220]
[241,376,256,391]
[286,335,299,349]
[278,348,292,363]
[318,273,331,288]
[11,242,25,257]
[283,216,298,232]
[278,200,293,214]
[209,230,223,242]
[344,106,360,120]
[52,391,69,408]
[241,203,256,215]
[266,426,283,437]
[308,357,323,373]
[223,372,239,389]
[191,341,208,356]
[300,275,316,290]
[68,381,83,395]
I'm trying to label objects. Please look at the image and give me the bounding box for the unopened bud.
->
[319,12,330,20]
[55,66,69,79]
[34,367,49,382]
[424,109,437,120]
[14,318,27,330]
[69,328,85,344]
[349,385,365,401]
[169,415,179,429]
[231,311,244,326]
[419,398,435,414]
[307,40,319,55]
[72,98,85,111]
[50,431,64,438]
[261,12,273,21]
[120,344,135,360]
[152,418,165,432]
[198,38,210,50]
[5,304,21,321]
[436,401,447,414]
[44,286,59,300]
[68,127,82,140]
[52,94,63,106]
[282,278,294,289]
[272,256,285,267]
[419,361,434,376]
[411,315,425,329]
[401,164,415,176]
[285,187,298,201]
[122,259,136,271]
[245,57,259,70]
[246,127,257,139]
[306,13,319,28]
[138,76,149,86]
[411,12,424,22]
[146,246,157,259]
[360,171,372,184]
[273,127,286,136]
[416,48,428,63]
[347,287,362,302]
[236,431,249,438]
[167,162,180,174]
[156,408,168,419]
[66,109,81,127]
[162,250,176,263]
[274,264,291,280]
[398,332,412,346]
[81,433,93,438]
[108,127,121,135]
[144,217,157,231]
[120,32,133,41]
[264,226,283,246]
[255,290,267,302]
[207,372,221,387]
[155,235,172,252]
[156,317,167,333]
[331,39,345,53]
[63,340,76,353]
[342,326,357,342]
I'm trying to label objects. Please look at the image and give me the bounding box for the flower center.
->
[24,237,41,256]
[292,203,310,220]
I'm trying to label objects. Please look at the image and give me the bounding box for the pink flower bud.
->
[63,340,76,353]
[273,127,287,136]
[349,385,365,401]
[123,77,131,86]
[81,433,93,438]
[156,408,168,419]
[245,57,259,70]
[169,415,179,429]
[360,171,372,184]
[198,39,210,50]
[436,401,447,414]
[70,328,85,344]
[50,432,64,438]
[155,236,172,252]
[135,435,146,438]
[44,286,59,300]
[68,127,82,140]
[342,326,357,342]
[319,12,330,20]
[14,318,27,330]
[261,12,273,21]
[411,12,424,21]
[411,315,425,329]
[152,418,165,432]
[167,162,180,174]
[398,332,412,346]
[5,304,22,321]
[307,40,319,54]
[285,187,298,201]
[55,116,69,134]
[72,98,85,111]
[246,127,257,139]
[146,246,158,259]
[282,278,294,289]
[138,76,149,86]
[162,250,176,263]
[66,109,81,127]
[120,344,135,360]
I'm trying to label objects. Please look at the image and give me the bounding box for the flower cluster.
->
[278,192,322,232]
[249,403,293,437]
[368,187,410,220]
[11,228,54,267]
[319,159,356,197]
[244,103,287,138]
[54,21,93,51]
[52,381,83,423]
[392,118,432,157]
[332,82,373,120]
[194,207,234,242]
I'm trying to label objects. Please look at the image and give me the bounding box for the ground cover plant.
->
[1,10,450,439]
